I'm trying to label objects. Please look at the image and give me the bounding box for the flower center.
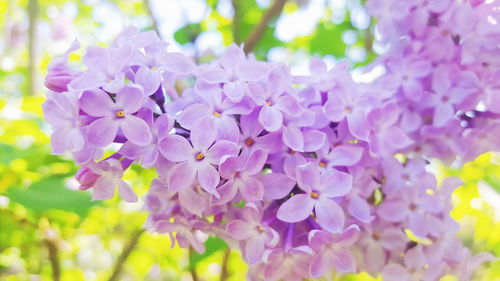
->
[256,226,265,232]
[288,149,296,155]
[195,152,205,161]
[244,137,255,147]
[115,110,125,118]
[319,161,327,168]
[344,106,352,113]
[310,191,319,199]
[213,111,222,117]
[266,100,273,106]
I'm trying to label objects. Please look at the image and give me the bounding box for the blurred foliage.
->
[0,0,498,280]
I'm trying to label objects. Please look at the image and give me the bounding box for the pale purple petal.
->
[315,198,345,233]
[179,187,206,217]
[158,135,193,162]
[283,125,304,152]
[206,140,240,165]
[245,237,266,264]
[310,253,329,278]
[135,65,161,96]
[320,170,352,197]
[92,176,116,200]
[162,52,196,74]
[227,219,253,240]
[117,180,138,202]
[381,264,411,281]
[332,249,356,273]
[167,162,196,192]
[237,61,269,81]
[87,117,119,147]
[276,95,303,117]
[261,173,296,199]
[259,105,283,132]
[197,164,220,197]
[377,200,408,222]
[223,82,246,102]
[328,145,363,166]
[198,65,228,84]
[347,111,369,140]
[296,162,320,193]
[323,96,346,122]
[116,84,145,113]
[348,194,373,223]
[212,179,238,205]
[121,115,152,146]
[177,103,211,129]
[191,117,217,151]
[214,116,240,142]
[242,149,268,175]
[276,194,315,222]
[433,103,454,127]
[80,89,114,117]
[240,177,264,201]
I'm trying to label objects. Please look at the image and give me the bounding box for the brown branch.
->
[108,229,145,281]
[27,0,39,96]
[44,237,60,281]
[232,0,242,44]
[143,0,161,39]
[219,248,231,281]
[243,0,287,54]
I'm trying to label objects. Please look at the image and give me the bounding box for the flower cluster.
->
[43,0,498,280]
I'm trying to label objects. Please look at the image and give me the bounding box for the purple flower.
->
[277,162,352,233]
[80,85,152,147]
[385,57,431,101]
[42,92,85,154]
[178,84,253,142]
[227,204,279,264]
[308,224,360,277]
[323,83,372,140]
[158,117,239,197]
[82,158,137,202]
[213,149,268,205]
[44,39,81,93]
[197,44,269,102]
[248,66,303,132]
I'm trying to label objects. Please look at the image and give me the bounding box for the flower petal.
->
[117,180,138,202]
[259,105,283,132]
[168,162,196,192]
[320,170,352,197]
[87,117,119,147]
[197,164,220,198]
[80,89,114,117]
[296,162,320,193]
[191,117,217,151]
[276,194,315,222]
[121,115,152,146]
[206,140,240,165]
[315,198,345,233]
[159,135,193,162]
[261,173,296,199]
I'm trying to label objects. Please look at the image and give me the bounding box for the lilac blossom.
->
[42,3,500,278]
[158,118,239,197]
[80,85,152,147]
[277,163,352,233]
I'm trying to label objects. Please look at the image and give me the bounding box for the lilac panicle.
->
[43,1,500,278]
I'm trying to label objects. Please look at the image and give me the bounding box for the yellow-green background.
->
[0,0,498,280]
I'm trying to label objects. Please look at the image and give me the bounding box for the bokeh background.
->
[0,0,499,280]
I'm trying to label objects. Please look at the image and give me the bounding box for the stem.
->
[219,248,231,281]
[44,238,60,281]
[243,0,287,54]
[108,229,145,281]
[143,0,161,38]
[27,0,39,96]
[189,247,199,281]
[231,0,242,44]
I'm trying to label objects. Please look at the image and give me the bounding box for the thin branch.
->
[188,247,199,281]
[219,248,231,281]
[44,237,60,281]
[243,0,287,54]
[108,229,145,281]
[143,0,161,39]
[231,0,242,44]
[27,0,39,96]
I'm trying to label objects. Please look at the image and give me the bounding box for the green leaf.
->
[7,177,99,217]
[188,237,227,269]
[174,24,202,45]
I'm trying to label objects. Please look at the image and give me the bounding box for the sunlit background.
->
[0,0,499,280]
